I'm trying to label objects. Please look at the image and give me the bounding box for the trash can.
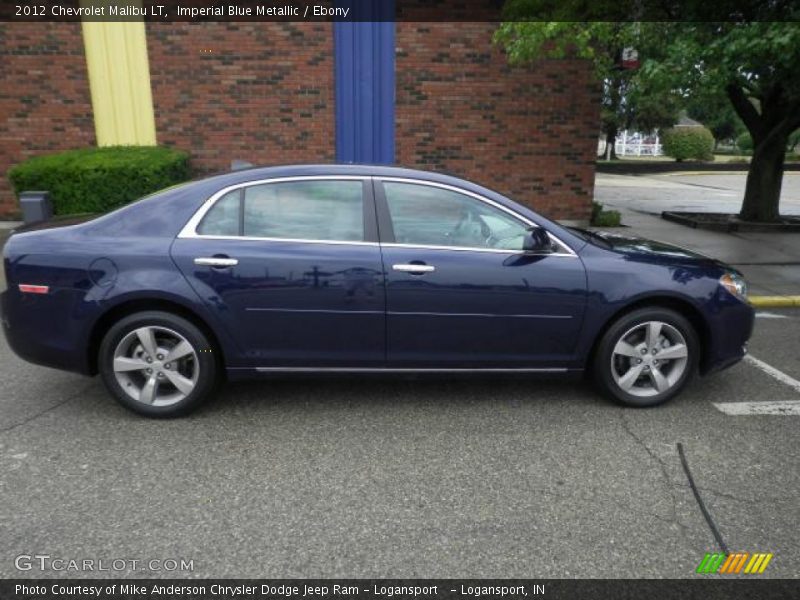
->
[19,191,53,224]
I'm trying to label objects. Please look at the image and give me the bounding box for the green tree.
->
[495,20,678,160]
[685,94,746,148]
[496,6,800,221]
[640,22,800,221]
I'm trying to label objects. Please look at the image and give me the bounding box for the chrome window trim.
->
[177,175,372,245]
[377,177,578,257]
[178,174,578,257]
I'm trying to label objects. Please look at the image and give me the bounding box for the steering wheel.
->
[453,210,492,247]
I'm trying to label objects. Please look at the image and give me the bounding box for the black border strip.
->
[2,0,799,22]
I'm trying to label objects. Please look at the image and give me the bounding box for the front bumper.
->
[702,296,755,375]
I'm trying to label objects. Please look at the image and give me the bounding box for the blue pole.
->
[334,0,395,164]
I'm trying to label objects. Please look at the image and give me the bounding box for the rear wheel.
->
[99,311,218,417]
[593,307,699,407]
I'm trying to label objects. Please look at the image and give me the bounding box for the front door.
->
[375,179,587,369]
[171,177,385,367]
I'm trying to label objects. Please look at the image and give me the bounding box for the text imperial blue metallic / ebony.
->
[1,165,754,416]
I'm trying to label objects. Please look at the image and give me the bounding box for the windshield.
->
[567,226,613,249]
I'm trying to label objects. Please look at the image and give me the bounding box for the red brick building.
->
[0,21,599,222]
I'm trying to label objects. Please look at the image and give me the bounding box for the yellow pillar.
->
[81,1,156,146]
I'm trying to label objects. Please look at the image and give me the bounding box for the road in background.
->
[595,173,800,297]
[595,172,800,216]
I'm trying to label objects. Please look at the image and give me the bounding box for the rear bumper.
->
[1,288,92,375]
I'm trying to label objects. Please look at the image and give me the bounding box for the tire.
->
[98,311,218,417]
[593,307,699,408]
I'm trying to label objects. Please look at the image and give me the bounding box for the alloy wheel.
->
[112,326,199,407]
[610,321,689,398]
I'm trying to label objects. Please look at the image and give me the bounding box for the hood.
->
[581,229,725,266]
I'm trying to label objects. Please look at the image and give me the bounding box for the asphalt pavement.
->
[2,174,799,580]
[595,171,800,216]
[1,308,798,579]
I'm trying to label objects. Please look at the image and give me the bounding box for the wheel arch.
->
[87,297,226,376]
[586,295,711,375]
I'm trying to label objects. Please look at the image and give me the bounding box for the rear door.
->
[375,178,587,369]
[171,176,386,368]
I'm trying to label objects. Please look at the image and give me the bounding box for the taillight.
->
[18,284,49,294]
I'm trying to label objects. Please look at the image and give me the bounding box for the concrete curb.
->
[656,171,800,177]
[749,296,800,308]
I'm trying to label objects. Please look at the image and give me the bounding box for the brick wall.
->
[0,23,95,218]
[396,22,600,222]
[146,22,335,177]
[0,22,598,222]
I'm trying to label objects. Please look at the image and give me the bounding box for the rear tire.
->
[99,311,218,417]
[593,307,699,408]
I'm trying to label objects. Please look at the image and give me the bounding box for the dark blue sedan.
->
[1,165,754,416]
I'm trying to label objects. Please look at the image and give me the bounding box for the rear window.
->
[195,180,364,242]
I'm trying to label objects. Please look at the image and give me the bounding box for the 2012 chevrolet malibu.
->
[1,165,754,416]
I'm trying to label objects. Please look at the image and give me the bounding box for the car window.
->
[197,190,240,236]
[244,180,364,241]
[383,182,527,250]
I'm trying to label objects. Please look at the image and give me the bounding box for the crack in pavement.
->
[670,482,797,505]
[618,411,693,537]
[0,381,98,435]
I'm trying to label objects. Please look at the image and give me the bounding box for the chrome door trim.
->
[375,176,578,257]
[254,366,571,373]
[177,175,374,245]
[388,311,573,319]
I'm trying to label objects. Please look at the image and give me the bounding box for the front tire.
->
[593,307,699,408]
[99,311,218,417]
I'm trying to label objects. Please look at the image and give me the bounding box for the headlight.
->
[720,272,748,300]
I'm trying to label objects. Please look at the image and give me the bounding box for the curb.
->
[749,296,800,308]
[657,171,749,176]
[656,171,800,177]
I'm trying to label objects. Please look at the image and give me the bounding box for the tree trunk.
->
[725,84,798,222]
[739,133,787,222]
[604,127,618,160]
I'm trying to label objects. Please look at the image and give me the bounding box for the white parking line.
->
[713,355,800,415]
[743,355,800,394]
[755,312,790,319]
[713,401,800,416]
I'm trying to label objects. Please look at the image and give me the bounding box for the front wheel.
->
[593,307,699,407]
[98,311,218,417]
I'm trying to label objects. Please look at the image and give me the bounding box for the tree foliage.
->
[686,94,746,145]
[495,1,800,221]
[495,20,679,157]
[637,22,800,220]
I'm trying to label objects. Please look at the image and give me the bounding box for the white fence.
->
[598,131,663,157]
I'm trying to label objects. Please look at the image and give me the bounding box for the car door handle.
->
[393,263,435,274]
[194,257,239,267]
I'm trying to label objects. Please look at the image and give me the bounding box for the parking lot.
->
[2,174,799,580]
[1,295,798,578]
[595,171,800,216]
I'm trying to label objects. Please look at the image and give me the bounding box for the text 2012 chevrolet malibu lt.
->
[1,165,754,417]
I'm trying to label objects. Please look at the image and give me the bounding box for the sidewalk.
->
[594,205,800,300]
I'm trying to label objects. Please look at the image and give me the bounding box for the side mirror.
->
[523,227,552,253]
